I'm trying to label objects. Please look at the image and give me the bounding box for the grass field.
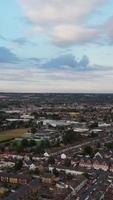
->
[0,128,28,142]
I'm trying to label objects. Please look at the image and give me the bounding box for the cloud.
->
[0,47,20,63]
[43,54,78,69]
[12,37,28,46]
[12,37,36,47]
[19,0,106,25]
[28,57,41,64]
[0,61,113,93]
[42,54,91,71]
[52,25,99,46]
[0,47,40,65]
[0,51,113,93]
[41,53,113,73]
[18,0,107,47]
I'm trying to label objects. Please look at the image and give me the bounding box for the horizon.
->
[1,92,113,95]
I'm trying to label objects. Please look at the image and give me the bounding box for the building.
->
[0,173,31,185]
[2,179,40,200]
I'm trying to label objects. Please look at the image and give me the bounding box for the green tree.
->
[31,127,37,134]
[64,159,71,167]
[83,146,94,156]
[44,139,51,148]
[106,142,113,150]
[48,156,55,165]
[21,139,29,148]
[29,139,36,147]
[12,141,22,153]
[63,130,79,145]
[14,160,23,171]
[35,144,44,154]
[53,168,59,177]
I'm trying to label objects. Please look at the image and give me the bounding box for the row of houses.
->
[0,173,31,185]
[77,153,113,171]
[79,158,111,171]
[1,179,40,200]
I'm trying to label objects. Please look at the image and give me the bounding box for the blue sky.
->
[0,0,113,92]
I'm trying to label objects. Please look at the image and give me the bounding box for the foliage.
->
[83,146,94,156]
[53,168,59,177]
[63,130,79,144]
[48,156,55,165]
[106,142,113,150]
[14,159,23,171]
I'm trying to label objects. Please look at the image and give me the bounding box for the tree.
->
[0,145,5,152]
[63,130,79,145]
[21,139,29,148]
[12,141,22,153]
[48,156,55,165]
[35,144,44,154]
[83,146,94,156]
[53,168,59,177]
[64,159,71,167]
[44,139,51,148]
[56,138,60,147]
[31,112,39,120]
[40,140,46,149]
[40,139,51,149]
[96,142,101,149]
[31,127,37,134]
[106,142,113,150]
[29,139,36,147]
[14,160,23,171]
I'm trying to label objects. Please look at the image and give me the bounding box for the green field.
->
[0,128,28,142]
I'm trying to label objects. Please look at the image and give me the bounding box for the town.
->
[0,93,113,199]
[1,0,113,198]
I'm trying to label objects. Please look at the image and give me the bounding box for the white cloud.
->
[52,25,99,46]
[18,0,107,46]
[19,0,106,24]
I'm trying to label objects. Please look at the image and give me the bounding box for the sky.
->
[0,0,113,93]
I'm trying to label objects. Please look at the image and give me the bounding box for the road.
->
[51,136,112,157]
[75,172,111,200]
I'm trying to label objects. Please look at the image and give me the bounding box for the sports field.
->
[0,128,28,142]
